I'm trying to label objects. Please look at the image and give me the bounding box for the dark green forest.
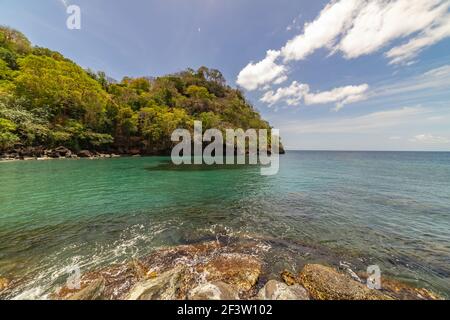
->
[0,26,277,157]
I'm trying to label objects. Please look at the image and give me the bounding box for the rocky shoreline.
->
[0,240,441,300]
[0,146,134,162]
[0,144,285,162]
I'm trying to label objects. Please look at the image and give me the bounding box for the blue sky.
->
[1,0,450,151]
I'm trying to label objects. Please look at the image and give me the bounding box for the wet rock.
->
[0,277,10,292]
[125,266,185,300]
[281,270,297,286]
[56,261,146,300]
[196,253,261,292]
[77,150,92,158]
[258,280,309,300]
[188,282,240,300]
[358,273,442,300]
[339,261,363,283]
[382,279,442,300]
[141,241,221,272]
[67,278,106,300]
[130,259,149,280]
[299,264,391,300]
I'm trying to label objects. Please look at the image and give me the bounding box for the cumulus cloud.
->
[236,50,288,91]
[337,0,449,59]
[238,0,450,91]
[261,81,369,110]
[410,133,450,144]
[305,84,370,111]
[281,0,363,62]
[261,81,309,106]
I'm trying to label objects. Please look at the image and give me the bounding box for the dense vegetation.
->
[0,26,275,155]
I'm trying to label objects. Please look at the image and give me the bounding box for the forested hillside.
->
[0,26,277,157]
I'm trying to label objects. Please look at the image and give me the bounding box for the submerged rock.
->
[57,261,146,300]
[358,274,442,300]
[299,264,391,300]
[258,280,309,300]
[384,280,442,300]
[196,253,261,292]
[67,278,105,300]
[188,282,240,300]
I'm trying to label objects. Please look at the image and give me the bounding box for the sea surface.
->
[0,151,449,299]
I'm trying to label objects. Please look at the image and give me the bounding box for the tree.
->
[0,26,281,153]
[0,117,19,149]
[0,26,32,55]
[15,55,108,129]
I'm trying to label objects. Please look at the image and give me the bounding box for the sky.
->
[1,0,450,151]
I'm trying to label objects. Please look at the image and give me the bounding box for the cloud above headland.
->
[237,0,450,110]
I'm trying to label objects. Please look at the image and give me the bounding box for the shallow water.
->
[0,151,449,299]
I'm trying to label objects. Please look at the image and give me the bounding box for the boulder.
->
[67,278,105,300]
[258,280,309,300]
[196,253,261,292]
[188,282,240,300]
[281,270,297,286]
[78,150,92,158]
[125,266,185,300]
[55,146,72,157]
[299,264,391,300]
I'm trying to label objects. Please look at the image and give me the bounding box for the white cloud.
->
[236,50,287,91]
[305,84,369,111]
[281,0,363,62]
[261,81,369,110]
[372,64,450,98]
[284,106,428,134]
[261,81,309,106]
[410,133,450,144]
[386,13,450,64]
[237,0,450,91]
[338,0,450,60]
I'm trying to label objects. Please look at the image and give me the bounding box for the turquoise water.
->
[0,151,449,298]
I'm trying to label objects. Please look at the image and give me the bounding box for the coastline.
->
[0,238,441,300]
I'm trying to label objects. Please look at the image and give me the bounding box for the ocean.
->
[0,151,449,298]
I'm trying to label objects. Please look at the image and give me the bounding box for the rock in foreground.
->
[258,280,309,300]
[196,253,261,292]
[53,241,441,301]
[299,264,391,300]
[188,282,240,300]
